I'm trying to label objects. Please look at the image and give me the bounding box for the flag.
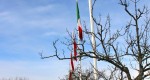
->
[76,0,83,41]
[73,40,77,61]
[69,71,72,80]
[72,32,77,61]
[71,53,74,71]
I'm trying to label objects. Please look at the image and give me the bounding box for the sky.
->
[0,0,150,80]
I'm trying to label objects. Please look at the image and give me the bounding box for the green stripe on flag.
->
[76,1,80,22]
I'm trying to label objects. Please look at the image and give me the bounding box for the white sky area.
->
[0,0,150,80]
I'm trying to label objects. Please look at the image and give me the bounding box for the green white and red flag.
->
[76,0,83,41]
[69,71,72,80]
[70,53,74,71]
[72,32,77,61]
[73,40,77,61]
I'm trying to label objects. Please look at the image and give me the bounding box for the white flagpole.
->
[88,0,98,80]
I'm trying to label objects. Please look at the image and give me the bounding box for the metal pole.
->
[76,0,82,79]
[79,57,82,80]
[73,30,82,80]
[88,0,98,80]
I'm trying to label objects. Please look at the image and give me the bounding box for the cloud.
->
[27,4,54,13]
[43,32,61,36]
[0,11,9,16]
[0,60,68,80]
[0,11,17,23]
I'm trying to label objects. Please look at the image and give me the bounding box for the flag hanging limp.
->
[72,33,77,61]
[70,53,74,71]
[76,0,83,41]
[69,71,73,80]
[73,40,77,61]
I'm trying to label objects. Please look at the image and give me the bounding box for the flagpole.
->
[88,0,98,80]
[76,0,82,80]
[79,57,82,80]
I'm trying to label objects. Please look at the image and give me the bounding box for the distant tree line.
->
[0,77,29,80]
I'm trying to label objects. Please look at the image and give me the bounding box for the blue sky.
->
[0,0,150,80]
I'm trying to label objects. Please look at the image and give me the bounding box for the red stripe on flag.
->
[73,40,77,61]
[78,25,83,41]
[71,53,74,71]
[69,71,72,80]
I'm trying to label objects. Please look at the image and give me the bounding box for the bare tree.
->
[59,67,113,80]
[40,0,150,80]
